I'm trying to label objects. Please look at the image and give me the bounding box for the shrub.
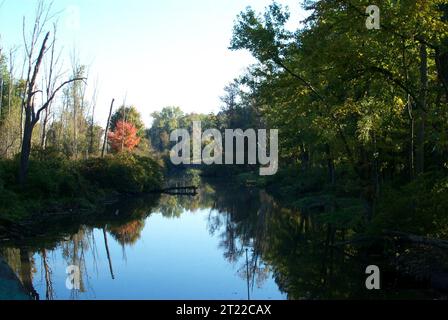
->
[371,171,448,236]
[0,160,25,217]
[79,153,163,193]
[0,153,163,219]
[0,159,17,187]
[23,157,90,199]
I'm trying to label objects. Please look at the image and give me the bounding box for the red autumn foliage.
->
[108,120,141,153]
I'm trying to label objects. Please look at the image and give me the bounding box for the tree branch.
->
[367,66,421,107]
[26,31,50,113]
[34,77,86,123]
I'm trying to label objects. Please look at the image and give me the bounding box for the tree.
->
[39,23,58,151]
[110,105,145,137]
[228,0,448,221]
[18,2,85,184]
[0,51,23,158]
[148,106,184,152]
[107,120,141,153]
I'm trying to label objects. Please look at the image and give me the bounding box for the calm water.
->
[1,183,287,300]
[0,181,440,300]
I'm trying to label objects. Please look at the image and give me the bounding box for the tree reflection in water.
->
[0,195,160,300]
[1,180,440,300]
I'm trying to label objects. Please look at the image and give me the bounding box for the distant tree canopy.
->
[148,106,213,152]
[148,106,184,152]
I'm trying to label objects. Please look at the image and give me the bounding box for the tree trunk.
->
[325,144,335,185]
[300,143,310,171]
[40,107,49,150]
[19,109,34,186]
[18,31,50,185]
[101,99,115,158]
[359,147,375,222]
[89,105,96,155]
[407,95,415,180]
[73,97,78,159]
[416,43,428,175]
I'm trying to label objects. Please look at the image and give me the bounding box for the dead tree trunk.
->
[18,31,85,185]
[40,107,50,150]
[40,28,57,151]
[18,32,50,185]
[88,81,98,156]
[101,98,115,158]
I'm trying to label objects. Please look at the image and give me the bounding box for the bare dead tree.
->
[102,98,115,158]
[88,76,99,156]
[17,1,50,150]
[80,64,90,159]
[71,52,79,159]
[19,6,85,184]
[40,23,62,150]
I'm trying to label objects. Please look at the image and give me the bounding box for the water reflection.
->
[0,180,441,300]
[0,182,286,300]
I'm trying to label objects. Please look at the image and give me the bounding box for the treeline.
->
[147,82,263,174]
[148,1,448,236]
[222,0,448,234]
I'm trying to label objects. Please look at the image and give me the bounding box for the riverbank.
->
[222,166,448,238]
[0,153,164,222]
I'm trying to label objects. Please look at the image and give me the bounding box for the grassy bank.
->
[0,153,164,221]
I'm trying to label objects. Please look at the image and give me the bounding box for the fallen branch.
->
[159,186,198,196]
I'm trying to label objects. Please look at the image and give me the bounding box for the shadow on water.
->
[0,178,446,300]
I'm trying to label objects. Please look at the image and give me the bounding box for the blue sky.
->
[0,0,307,126]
